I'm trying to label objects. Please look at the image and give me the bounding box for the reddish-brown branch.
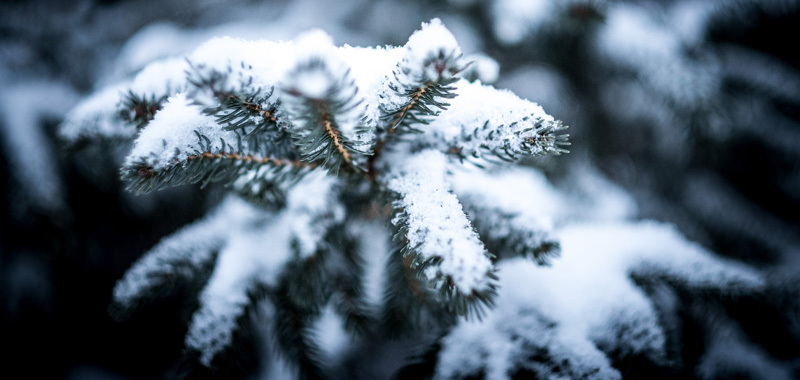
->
[387,84,430,131]
[186,152,315,168]
[233,95,278,122]
[322,114,352,165]
[367,84,432,181]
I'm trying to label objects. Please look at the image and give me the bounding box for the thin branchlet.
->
[282,58,371,174]
[322,114,352,165]
[186,151,314,168]
[122,131,313,195]
[387,83,432,131]
[119,90,168,129]
[187,61,284,140]
[239,96,278,122]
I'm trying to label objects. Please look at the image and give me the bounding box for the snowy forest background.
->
[1,0,799,379]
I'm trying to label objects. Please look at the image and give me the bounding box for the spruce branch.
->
[467,204,561,265]
[86,18,584,378]
[183,209,308,369]
[60,87,144,146]
[282,57,372,174]
[378,18,467,136]
[118,90,168,130]
[323,114,353,164]
[381,77,459,133]
[109,197,258,317]
[380,243,453,338]
[386,150,498,319]
[186,61,284,139]
[422,80,570,162]
[450,166,563,266]
[477,116,570,161]
[211,92,280,135]
[180,285,270,380]
[368,19,470,179]
[60,56,189,145]
[120,93,312,198]
[121,133,314,194]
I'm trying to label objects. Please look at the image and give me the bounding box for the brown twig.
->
[187,152,315,168]
[387,84,430,131]
[236,95,278,122]
[366,84,432,181]
[322,114,352,165]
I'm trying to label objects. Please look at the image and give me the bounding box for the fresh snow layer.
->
[182,171,344,365]
[309,303,351,364]
[462,53,500,84]
[349,220,390,308]
[112,196,267,309]
[424,79,559,158]
[64,18,477,156]
[450,165,564,224]
[124,93,238,169]
[449,166,556,257]
[60,85,134,142]
[339,44,403,127]
[61,57,189,143]
[435,221,763,380]
[388,149,493,294]
[378,19,467,115]
[403,18,463,83]
[186,207,297,365]
[280,30,368,142]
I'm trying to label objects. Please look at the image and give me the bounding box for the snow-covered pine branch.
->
[185,61,283,141]
[449,166,560,265]
[28,1,786,378]
[59,57,187,145]
[158,172,345,372]
[280,31,373,174]
[595,4,719,111]
[119,93,313,194]
[420,79,570,162]
[110,196,267,319]
[429,222,764,380]
[387,150,497,318]
[378,18,467,135]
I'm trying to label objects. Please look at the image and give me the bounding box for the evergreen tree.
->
[57,11,776,380]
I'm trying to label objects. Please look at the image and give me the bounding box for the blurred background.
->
[1,0,798,378]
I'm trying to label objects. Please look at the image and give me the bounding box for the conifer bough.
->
[100,19,570,375]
